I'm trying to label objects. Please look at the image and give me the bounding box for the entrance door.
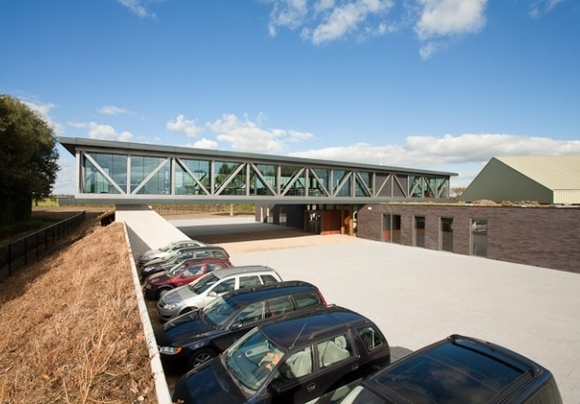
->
[382,214,401,244]
[414,216,425,247]
[440,217,453,252]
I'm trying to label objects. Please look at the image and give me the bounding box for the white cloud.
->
[268,0,309,36]
[207,113,313,153]
[310,0,394,44]
[529,0,564,19]
[68,122,133,142]
[186,138,219,150]
[53,149,76,195]
[268,0,393,44]
[22,100,65,136]
[289,133,580,186]
[98,106,131,115]
[267,0,495,57]
[117,0,157,18]
[166,114,203,138]
[415,0,487,59]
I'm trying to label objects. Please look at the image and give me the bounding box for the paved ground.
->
[171,216,580,403]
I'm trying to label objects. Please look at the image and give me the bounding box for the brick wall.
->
[357,204,580,273]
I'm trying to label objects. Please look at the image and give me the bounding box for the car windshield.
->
[166,261,187,277]
[224,328,284,392]
[188,273,219,294]
[202,296,239,327]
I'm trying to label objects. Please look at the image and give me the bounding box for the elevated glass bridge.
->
[59,137,456,205]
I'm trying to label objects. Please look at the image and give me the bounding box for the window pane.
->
[471,219,488,257]
[317,334,353,368]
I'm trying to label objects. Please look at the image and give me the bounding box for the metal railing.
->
[0,211,87,279]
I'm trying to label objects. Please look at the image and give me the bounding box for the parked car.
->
[340,334,563,404]
[172,305,391,404]
[138,239,206,266]
[157,266,282,321]
[140,246,231,279]
[155,280,327,372]
[143,258,232,300]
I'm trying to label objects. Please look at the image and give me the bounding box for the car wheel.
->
[188,348,216,369]
[156,287,172,299]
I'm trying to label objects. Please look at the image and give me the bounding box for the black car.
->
[340,334,563,404]
[155,280,327,372]
[172,305,391,404]
[140,246,230,279]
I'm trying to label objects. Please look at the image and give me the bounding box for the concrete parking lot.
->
[171,216,580,403]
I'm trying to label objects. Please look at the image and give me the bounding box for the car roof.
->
[180,257,229,265]
[211,265,279,279]
[174,245,228,254]
[260,305,370,350]
[221,281,318,305]
[364,334,551,403]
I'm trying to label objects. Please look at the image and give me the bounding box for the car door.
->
[265,346,319,403]
[313,332,361,395]
[268,331,360,403]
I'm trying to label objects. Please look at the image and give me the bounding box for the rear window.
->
[357,326,386,352]
[294,292,322,309]
[267,296,294,316]
[212,250,228,258]
[239,275,261,288]
[260,274,279,284]
[374,343,525,403]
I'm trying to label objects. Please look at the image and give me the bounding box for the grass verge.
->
[0,214,154,403]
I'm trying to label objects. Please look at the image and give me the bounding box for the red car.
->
[144,258,232,300]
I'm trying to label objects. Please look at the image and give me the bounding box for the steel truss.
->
[59,137,455,204]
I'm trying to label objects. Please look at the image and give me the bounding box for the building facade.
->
[260,203,580,274]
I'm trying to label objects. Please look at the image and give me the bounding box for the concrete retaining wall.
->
[115,205,190,257]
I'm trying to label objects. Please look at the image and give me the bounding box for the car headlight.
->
[162,302,178,310]
[159,346,182,355]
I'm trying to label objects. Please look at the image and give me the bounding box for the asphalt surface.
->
[171,216,580,403]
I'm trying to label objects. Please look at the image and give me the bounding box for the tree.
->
[0,94,60,224]
[451,187,466,198]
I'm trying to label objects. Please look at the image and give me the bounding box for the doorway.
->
[382,214,401,244]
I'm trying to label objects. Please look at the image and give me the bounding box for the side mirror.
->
[230,322,243,330]
[208,291,217,297]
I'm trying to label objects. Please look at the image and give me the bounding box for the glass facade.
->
[75,149,452,200]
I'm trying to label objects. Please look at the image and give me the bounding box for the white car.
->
[157,266,282,321]
[138,239,206,266]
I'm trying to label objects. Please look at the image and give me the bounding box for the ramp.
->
[115,205,190,257]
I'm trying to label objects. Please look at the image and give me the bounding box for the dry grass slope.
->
[0,216,153,403]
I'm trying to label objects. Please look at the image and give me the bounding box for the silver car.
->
[138,239,206,266]
[157,266,282,321]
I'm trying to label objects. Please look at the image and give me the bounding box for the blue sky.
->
[1,0,579,194]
